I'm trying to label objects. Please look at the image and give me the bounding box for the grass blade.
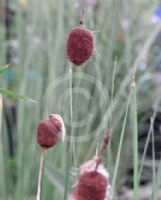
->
[0,95,7,199]
[130,79,139,200]
[111,91,131,199]
[151,118,157,200]
[0,88,37,102]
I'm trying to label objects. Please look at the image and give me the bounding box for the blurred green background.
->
[1,0,161,199]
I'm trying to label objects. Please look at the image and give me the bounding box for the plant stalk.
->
[36,149,45,200]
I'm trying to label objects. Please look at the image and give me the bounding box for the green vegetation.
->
[0,0,160,199]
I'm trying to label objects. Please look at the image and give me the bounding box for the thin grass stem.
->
[130,78,139,200]
[111,90,131,199]
[151,118,157,200]
[36,149,45,200]
[64,64,74,200]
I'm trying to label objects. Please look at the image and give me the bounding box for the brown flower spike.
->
[70,131,111,200]
[66,26,93,66]
[70,157,110,200]
[37,114,65,149]
[36,114,65,200]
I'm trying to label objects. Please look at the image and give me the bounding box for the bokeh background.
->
[1,0,161,199]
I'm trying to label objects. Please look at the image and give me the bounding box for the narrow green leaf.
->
[0,95,7,198]
[0,88,37,102]
[130,80,139,200]
[151,119,157,200]
[138,118,153,181]
[111,91,131,198]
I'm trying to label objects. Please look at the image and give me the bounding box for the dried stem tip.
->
[102,131,111,151]
[67,26,93,66]
[37,114,65,149]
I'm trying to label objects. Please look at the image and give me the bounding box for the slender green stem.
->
[64,64,74,200]
[0,95,7,198]
[111,58,117,125]
[138,118,153,181]
[151,118,157,200]
[130,79,139,200]
[36,150,45,200]
[111,91,131,198]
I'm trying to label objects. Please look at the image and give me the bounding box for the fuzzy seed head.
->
[37,114,65,149]
[74,171,107,200]
[70,158,110,200]
[66,26,93,66]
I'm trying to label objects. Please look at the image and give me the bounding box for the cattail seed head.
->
[37,114,65,149]
[66,26,93,66]
[70,157,110,200]
[73,171,108,200]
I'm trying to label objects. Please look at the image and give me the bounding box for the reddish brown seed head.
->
[37,119,58,148]
[73,171,108,200]
[66,26,93,66]
[37,114,65,149]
